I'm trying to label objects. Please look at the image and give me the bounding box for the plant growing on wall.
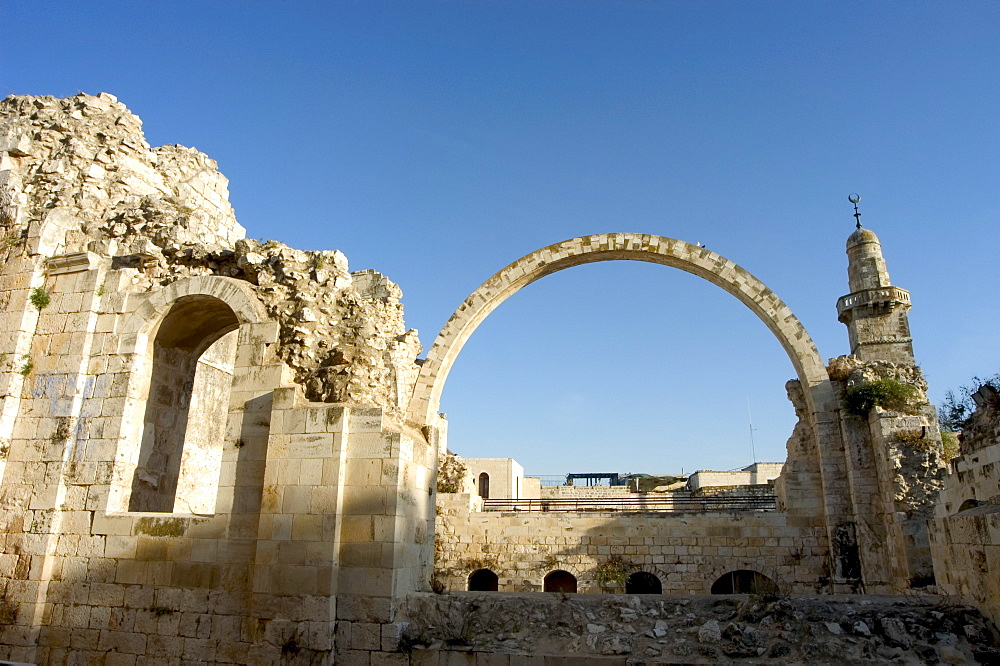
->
[844,378,921,417]
[29,286,50,309]
[940,431,959,460]
[593,555,633,592]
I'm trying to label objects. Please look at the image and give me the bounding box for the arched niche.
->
[468,568,499,592]
[710,569,778,595]
[107,276,273,514]
[626,571,662,594]
[544,570,578,593]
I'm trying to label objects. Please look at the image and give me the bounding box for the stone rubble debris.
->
[403,592,1000,663]
[0,93,422,420]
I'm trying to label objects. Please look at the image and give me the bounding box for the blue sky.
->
[3,2,999,475]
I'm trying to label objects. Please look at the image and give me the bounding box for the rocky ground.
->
[403,592,1000,664]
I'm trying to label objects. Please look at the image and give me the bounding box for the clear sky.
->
[3,1,999,475]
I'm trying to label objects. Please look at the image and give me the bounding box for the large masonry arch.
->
[409,233,827,425]
[413,232,862,591]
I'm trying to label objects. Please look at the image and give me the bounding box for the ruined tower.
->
[836,222,915,366]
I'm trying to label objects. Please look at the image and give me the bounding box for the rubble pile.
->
[404,593,1000,663]
[0,93,422,415]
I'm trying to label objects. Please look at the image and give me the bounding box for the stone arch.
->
[957,499,981,513]
[118,276,269,347]
[544,569,578,593]
[705,562,782,594]
[408,233,827,425]
[128,295,241,511]
[107,276,273,513]
[710,569,779,595]
[626,571,663,594]
[468,568,499,591]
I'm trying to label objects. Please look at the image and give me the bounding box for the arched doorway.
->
[478,472,490,499]
[544,570,577,593]
[626,571,662,594]
[468,568,499,591]
[710,570,777,595]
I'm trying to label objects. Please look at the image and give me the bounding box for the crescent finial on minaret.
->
[848,193,862,229]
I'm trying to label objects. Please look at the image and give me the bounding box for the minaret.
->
[836,195,915,365]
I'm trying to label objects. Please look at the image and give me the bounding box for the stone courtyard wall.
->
[434,493,828,595]
[929,385,1000,627]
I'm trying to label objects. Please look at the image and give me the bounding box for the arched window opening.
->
[468,568,499,591]
[478,472,490,499]
[626,571,662,594]
[129,296,239,513]
[544,570,577,593]
[710,570,777,595]
[958,499,980,512]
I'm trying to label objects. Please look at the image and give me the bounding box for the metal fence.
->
[482,494,777,513]
[531,476,570,487]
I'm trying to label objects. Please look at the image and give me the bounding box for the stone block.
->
[381,621,407,651]
[336,594,394,623]
[335,649,371,666]
[288,432,333,459]
[350,621,381,651]
[97,629,146,654]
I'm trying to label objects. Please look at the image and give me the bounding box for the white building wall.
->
[463,458,524,499]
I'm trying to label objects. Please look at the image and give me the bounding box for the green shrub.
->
[29,286,50,309]
[844,378,920,417]
[593,555,632,592]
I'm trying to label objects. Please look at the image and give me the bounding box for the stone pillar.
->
[0,251,110,660]
[334,409,437,662]
[249,386,346,662]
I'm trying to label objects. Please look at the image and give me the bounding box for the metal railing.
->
[531,476,571,487]
[482,494,777,513]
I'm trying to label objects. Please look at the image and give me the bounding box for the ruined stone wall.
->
[434,493,829,595]
[0,93,423,424]
[0,91,989,663]
[0,93,432,663]
[825,356,948,591]
[929,385,1000,626]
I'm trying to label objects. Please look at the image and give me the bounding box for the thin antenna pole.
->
[747,396,758,464]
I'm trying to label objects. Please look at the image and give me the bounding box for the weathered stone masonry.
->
[0,93,433,664]
[0,93,995,664]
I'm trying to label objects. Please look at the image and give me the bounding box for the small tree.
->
[937,372,1000,432]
